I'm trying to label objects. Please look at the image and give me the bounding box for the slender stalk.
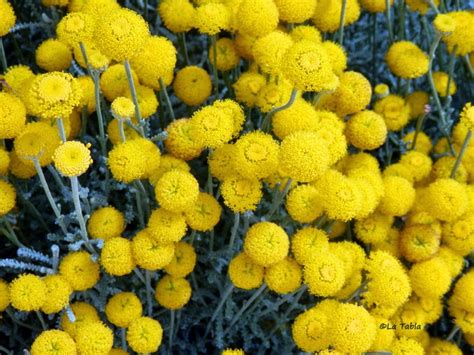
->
[35,311,47,330]
[159,77,176,121]
[338,0,348,45]
[56,117,67,143]
[144,0,148,21]
[81,106,88,138]
[371,14,377,84]
[6,309,41,332]
[398,0,406,40]
[428,0,441,13]
[121,328,127,350]
[463,55,474,78]
[211,35,219,96]
[124,59,145,136]
[261,88,298,132]
[47,165,66,192]
[385,0,394,43]
[450,130,472,178]
[0,225,23,248]
[177,33,190,66]
[228,213,240,252]
[206,149,214,195]
[443,46,457,112]
[70,176,95,254]
[118,118,127,143]
[447,325,460,341]
[133,182,145,229]
[169,310,175,353]
[265,178,292,220]
[205,283,235,336]
[135,180,150,220]
[33,159,68,234]
[145,270,153,316]
[411,113,427,150]
[0,38,7,72]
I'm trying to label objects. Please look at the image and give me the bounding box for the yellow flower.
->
[304,252,346,297]
[373,94,411,131]
[265,257,302,294]
[0,0,15,37]
[3,65,34,96]
[0,92,27,139]
[346,110,387,150]
[282,40,338,92]
[75,321,113,355]
[425,178,468,222]
[60,302,100,339]
[322,41,347,75]
[111,97,135,120]
[184,192,222,232]
[173,66,212,106]
[208,144,238,181]
[437,246,464,278]
[95,8,150,62]
[155,170,199,213]
[228,252,265,290]
[107,118,140,145]
[132,229,175,270]
[312,0,360,33]
[0,279,9,312]
[126,317,163,353]
[100,64,138,102]
[290,25,322,44]
[164,118,203,161]
[147,208,187,243]
[433,71,457,97]
[252,31,294,75]
[214,99,245,139]
[378,176,415,217]
[243,222,289,267]
[158,0,195,33]
[73,40,110,71]
[0,180,16,217]
[59,251,100,291]
[285,184,323,223]
[460,102,474,131]
[35,39,72,72]
[220,175,262,213]
[53,141,92,177]
[129,36,176,89]
[441,11,474,56]
[291,227,329,265]
[405,0,439,14]
[41,274,72,314]
[354,212,393,245]
[196,3,230,35]
[403,132,432,156]
[391,337,424,355]
[385,41,429,79]
[359,0,393,13]
[434,13,456,35]
[31,330,76,355]
[272,98,320,140]
[409,257,451,299]
[209,38,240,72]
[235,0,279,37]
[164,242,196,278]
[233,71,266,108]
[155,275,192,309]
[107,139,148,183]
[105,292,143,328]
[274,0,316,23]
[222,349,245,355]
[399,224,440,262]
[189,105,234,149]
[427,338,463,355]
[56,12,95,48]
[9,274,46,311]
[329,241,365,278]
[101,237,135,276]
[256,79,295,113]
[87,206,125,241]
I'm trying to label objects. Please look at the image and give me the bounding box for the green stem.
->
[205,283,235,336]
[410,113,427,150]
[47,165,66,192]
[81,106,88,139]
[35,311,47,330]
[70,176,95,254]
[265,178,292,220]
[211,35,219,96]
[124,59,145,136]
[0,38,7,72]
[133,182,145,229]
[159,77,176,121]
[228,213,240,253]
[33,159,68,234]
[169,310,175,353]
[443,46,457,113]
[385,0,394,43]
[345,277,370,302]
[463,55,474,79]
[177,33,190,66]
[6,309,41,332]
[118,118,127,143]
[121,328,127,350]
[447,325,460,341]
[261,88,298,132]
[398,0,406,40]
[338,0,348,45]
[56,116,67,143]
[0,224,23,248]
[428,0,441,13]
[450,130,472,178]
[144,0,148,21]
[145,270,153,316]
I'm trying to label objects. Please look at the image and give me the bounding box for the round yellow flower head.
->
[405,91,429,120]
[164,242,196,278]
[279,131,330,183]
[431,156,468,183]
[87,206,125,241]
[409,257,451,298]
[59,251,100,291]
[235,0,279,37]
[15,127,56,167]
[209,38,240,72]
[312,0,360,33]
[35,39,72,72]
[257,79,296,113]
[391,336,424,355]
[329,241,365,278]
[378,176,415,217]
[437,246,464,278]
[368,316,395,351]
[425,178,467,222]
[373,94,411,131]
[132,229,175,270]
[228,252,265,290]
[441,11,474,56]
[101,237,136,276]
[9,274,46,311]
[233,33,257,60]
[189,105,234,149]
[108,139,149,183]
[304,252,346,297]
[105,292,143,328]
[290,25,322,44]
[111,97,134,120]
[374,83,390,98]
[354,212,393,245]
[272,98,320,140]
[95,8,149,62]
[406,0,439,14]
[399,150,432,182]
[149,154,190,185]
[76,321,113,355]
[100,64,138,102]
[173,66,212,106]
[385,41,429,79]
[282,40,339,92]
[0,279,9,312]
[285,182,324,223]
[41,274,72,314]
[405,294,443,325]
[60,301,100,339]
[155,275,192,309]
[403,132,432,156]
[460,102,474,131]
[0,149,10,176]
[233,71,266,108]
[433,71,457,97]
[31,330,76,355]
[196,3,230,35]
[4,65,34,95]
[222,349,245,355]
[328,303,376,354]
[208,144,238,181]
[28,72,82,120]
[53,141,92,177]
[129,36,177,89]
[346,110,387,150]
[434,13,456,36]
[359,0,393,13]
[71,0,121,17]
[73,40,110,71]
[56,12,95,49]
[164,119,203,161]
[158,0,195,33]
[291,227,329,265]
[220,175,263,213]
[76,76,96,113]
[155,170,199,213]
[243,221,289,267]
[428,338,462,355]
[0,180,16,217]
[322,41,347,76]
[185,192,222,232]
[213,99,245,138]
[0,92,26,139]
[400,224,440,262]
[127,317,163,353]
[274,0,317,23]
[449,269,474,313]
[0,0,15,37]
[252,31,294,76]
[265,257,302,294]
[233,131,279,180]
[147,207,187,243]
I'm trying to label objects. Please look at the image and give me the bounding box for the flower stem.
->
[70,176,95,254]
[121,328,127,350]
[177,33,190,66]
[338,0,348,45]
[169,310,175,353]
[385,0,394,43]
[33,159,68,235]
[56,116,67,143]
[124,59,145,136]
[447,325,460,341]
[228,213,240,253]
[411,113,427,150]
[0,38,7,72]
[211,35,219,96]
[261,88,298,133]
[265,178,292,220]
[450,130,472,178]
[145,270,153,316]
[118,118,127,143]
[205,283,234,336]
[35,310,47,330]
[159,77,176,121]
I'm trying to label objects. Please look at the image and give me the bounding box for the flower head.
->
[155,275,192,309]
[100,237,135,276]
[243,222,289,267]
[127,317,163,353]
[105,292,143,328]
[59,251,100,291]
[228,252,265,290]
[10,274,46,311]
[31,330,76,355]
[132,229,175,270]
[53,141,92,177]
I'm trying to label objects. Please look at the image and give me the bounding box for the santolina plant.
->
[0,0,473,354]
